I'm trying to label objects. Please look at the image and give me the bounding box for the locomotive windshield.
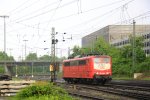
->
[94,57,110,63]
[94,57,110,70]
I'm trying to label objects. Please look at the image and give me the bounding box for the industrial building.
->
[82,25,150,55]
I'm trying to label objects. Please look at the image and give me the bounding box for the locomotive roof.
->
[63,55,110,62]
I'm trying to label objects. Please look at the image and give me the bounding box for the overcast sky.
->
[0,0,150,60]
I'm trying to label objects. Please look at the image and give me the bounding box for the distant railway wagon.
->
[62,55,112,85]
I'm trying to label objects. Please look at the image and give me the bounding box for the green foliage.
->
[39,54,63,62]
[0,66,5,73]
[0,51,14,61]
[135,58,150,73]
[39,55,51,61]
[94,37,111,55]
[70,45,81,57]
[59,56,67,61]
[24,95,74,100]
[14,81,74,100]
[81,47,91,55]
[25,53,38,61]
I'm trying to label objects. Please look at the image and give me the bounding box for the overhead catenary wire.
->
[61,0,135,33]
[34,0,63,48]
[6,0,31,15]
[9,1,57,23]
[9,0,42,16]
[8,0,130,31]
[9,0,78,23]
[9,0,59,20]
[3,0,147,39]
[11,0,125,24]
[20,0,128,25]
[46,0,62,28]
[2,0,136,47]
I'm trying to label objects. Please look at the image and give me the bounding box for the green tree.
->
[39,54,62,62]
[59,56,67,61]
[134,37,146,63]
[80,47,91,55]
[39,55,51,61]
[0,52,14,73]
[25,53,38,61]
[69,45,81,58]
[94,37,111,55]
[0,52,14,61]
[112,36,146,76]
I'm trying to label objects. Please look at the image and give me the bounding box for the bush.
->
[13,81,74,100]
[135,62,150,73]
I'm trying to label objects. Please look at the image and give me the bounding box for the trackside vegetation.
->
[12,81,75,100]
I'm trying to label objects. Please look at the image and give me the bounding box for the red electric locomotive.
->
[62,55,112,84]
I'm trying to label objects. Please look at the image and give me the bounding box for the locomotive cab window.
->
[79,60,86,66]
[70,61,78,66]
[99,57,110,63]
[64,62,70,67]
[103,58,110,63]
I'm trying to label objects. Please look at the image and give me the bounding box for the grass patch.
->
[113,74,150,80]
[112,75,133,80]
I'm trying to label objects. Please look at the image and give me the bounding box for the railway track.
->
[77,84,150,100]
[56,82,150,100]
[105,84,150,92]
[110,80,150,87]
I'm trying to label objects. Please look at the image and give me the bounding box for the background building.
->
[82,25,150,55]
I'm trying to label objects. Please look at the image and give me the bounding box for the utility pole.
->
[0,15,9,54]
[68,47,70,57]
[0,15,9,75]
[51,27,56,82]
[50,28,69,82]
[132,20,136,76]
[23,39,28,77]
[8,48,12,56]
[23,40,28,60]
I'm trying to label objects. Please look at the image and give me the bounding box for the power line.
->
[60,0,134,32]
[36,0,63,48]
[6,0,131,32]
[113,10,150,25]
[9,0,41,16]
[46,0,62,27]
[0,15,9,53]
[6,0,31,15]
[27,0,128,25]
[10,0,77,23]
[9,0,59,22]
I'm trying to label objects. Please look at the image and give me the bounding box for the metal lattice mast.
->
[51,27,55,58]
[132,20,136,75]
[51,27,56,82]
